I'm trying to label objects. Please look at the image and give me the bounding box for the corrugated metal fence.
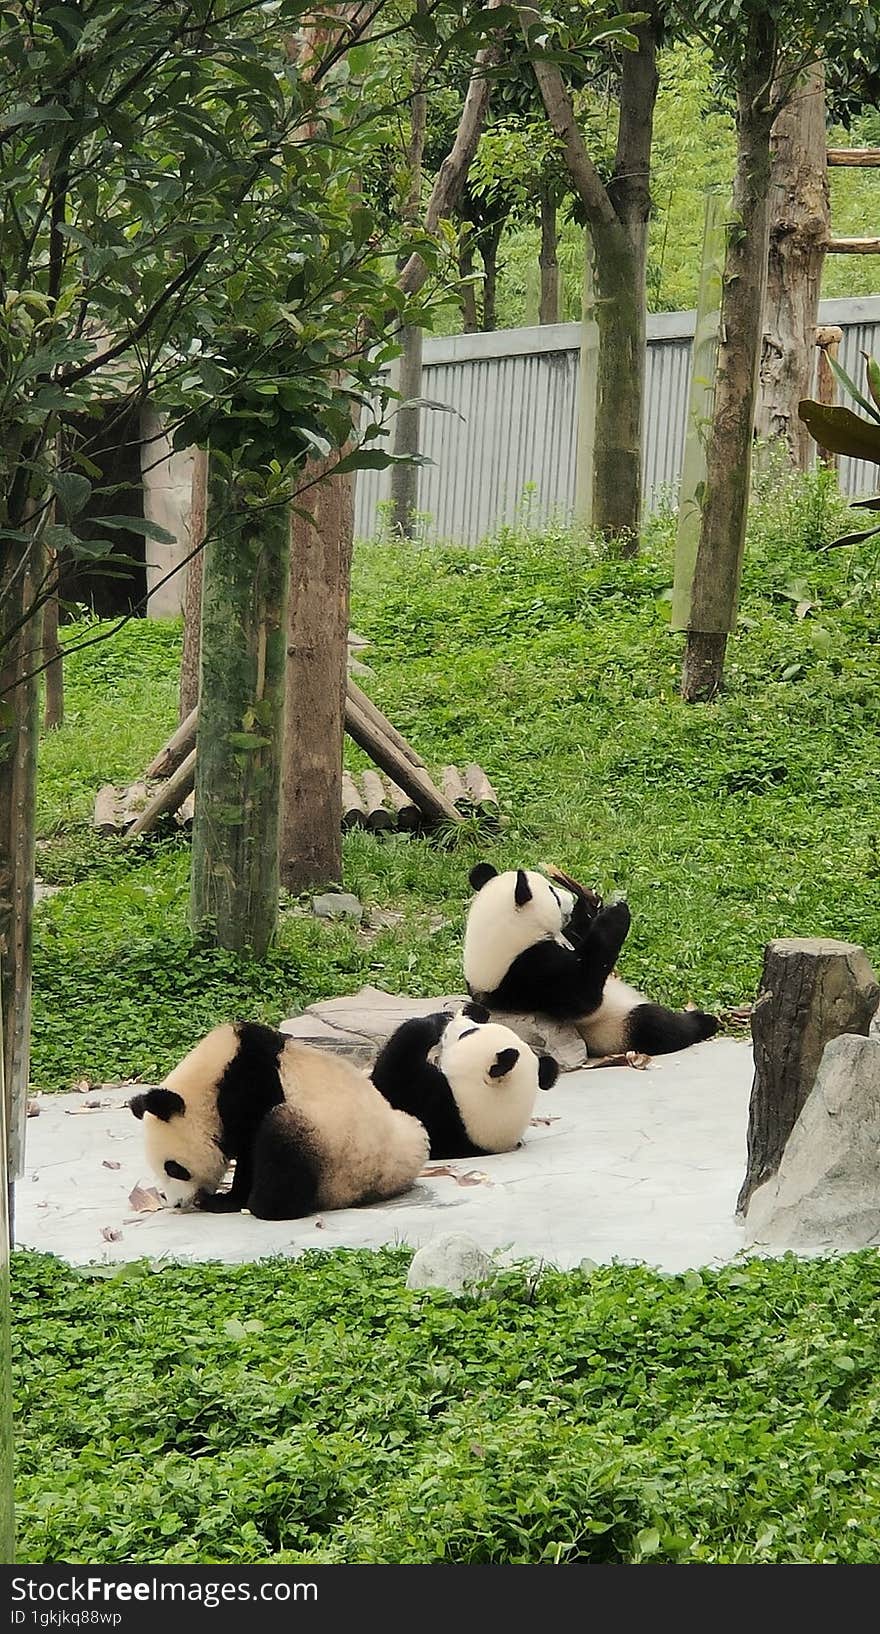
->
[354,294,880,544]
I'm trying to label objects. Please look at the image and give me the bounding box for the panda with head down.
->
[463,863,718,1057]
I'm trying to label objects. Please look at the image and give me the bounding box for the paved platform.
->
[16,1037,752,1273]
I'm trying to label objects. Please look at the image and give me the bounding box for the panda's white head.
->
[463,863,577,994]
[436,1007,559,1154]
[128,1024,237,1207]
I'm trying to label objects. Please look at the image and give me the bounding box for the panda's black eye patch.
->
[164,1160,191,1182]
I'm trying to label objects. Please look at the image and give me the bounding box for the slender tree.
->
[676,1,874,701]
[523,5,661,547]
[755,62,829,467]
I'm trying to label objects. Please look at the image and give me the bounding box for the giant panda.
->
[463,863,718,1057]
[371,1002,559,1159]
[129,1021,429,1220]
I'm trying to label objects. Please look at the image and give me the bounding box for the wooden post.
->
[126,750,196,839]
[814,324,843,470]
[146,706,198,781]
[671,190,725,633]
[738,937,879,1215]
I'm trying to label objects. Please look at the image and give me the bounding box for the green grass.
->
[19,468,880,1566]
[31,462,880,1092]
[13,1246,880,1564]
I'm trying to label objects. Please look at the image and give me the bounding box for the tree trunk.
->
[179,446,208,722]
[0,976,13,1560]
[481,216,504,331]
[681,15,776,702]
[459,226,479,333]
[738,938,880,1215]
[755,62,829,469]
[538,186,559,324]
[0,535,41,1211]
[389,327,424,536]
[279,461,354,893]
[590,220,644,552]
[528,12,659,544]
[42,552,63,731]
[389,36,428,540]
[189,473,288,956]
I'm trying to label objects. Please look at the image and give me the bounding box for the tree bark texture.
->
[390,36,428,539]
[279,462,354,893]
[538,186,559,325]
[528,12,658,543]
[0,536,41,1193]
[178,446,208,723]
[189,474,288,956]
[681,14,776,700]
[480,215,504,331]
[756,63,828,469]
[738,938,880,1215]
[42,552,63,731]
[458,228,479,333]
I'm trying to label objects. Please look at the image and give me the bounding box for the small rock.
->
[26,1099,40,1119]
[406,1232,492,1293]
[312,892,363,923]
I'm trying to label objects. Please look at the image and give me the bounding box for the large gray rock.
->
[406,1232,492,1293]
[312,892,363,923]
[746,1033,880,1254]
[280,985,589,1072]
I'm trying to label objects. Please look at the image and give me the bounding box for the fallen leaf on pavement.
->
[128,1184,163,1212]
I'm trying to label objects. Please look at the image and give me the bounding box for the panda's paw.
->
[195,1188,241,1213]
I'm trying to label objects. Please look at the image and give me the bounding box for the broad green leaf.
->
[798,400,880,463]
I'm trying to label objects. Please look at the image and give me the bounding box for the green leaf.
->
[798,401,880,463]
[827,355,880,425]
[636,1528,660,1556]
[50,471,92,519]
[227,732,271,750]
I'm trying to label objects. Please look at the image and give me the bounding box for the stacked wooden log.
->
[93,682,499,839]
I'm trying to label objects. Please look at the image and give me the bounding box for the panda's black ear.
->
[488,1047,520,1079]
[463,1000,490,1024]
[514,869,532,907]
[469,862,497,892]
[129,1087,185,1122]
[538,1054,559,1091]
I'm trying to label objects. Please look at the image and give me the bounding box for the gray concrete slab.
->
[16,1037,752,1273]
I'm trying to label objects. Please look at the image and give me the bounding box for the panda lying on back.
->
[463,864,718,1057]
[130,1021,428,1220]
[371,1002,559,1158]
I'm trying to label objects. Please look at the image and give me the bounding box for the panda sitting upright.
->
[463,863,718,1057]
[371,1003,559,1159]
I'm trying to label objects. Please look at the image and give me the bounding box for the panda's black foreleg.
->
[577,899,631,982]
[196,1150,254,1213]
[370,1013,449,1107]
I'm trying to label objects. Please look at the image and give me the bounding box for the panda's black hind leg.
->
[626,1003,718,1055]
[246,1107,320,1221]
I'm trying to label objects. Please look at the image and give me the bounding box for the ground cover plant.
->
[13,1246,880,1564]
[31,465,880,1093]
